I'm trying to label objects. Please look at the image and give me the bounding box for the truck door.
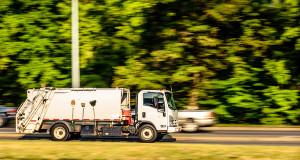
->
[139,92,168,131]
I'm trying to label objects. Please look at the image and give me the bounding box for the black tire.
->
[0,117,7,128]
[138,124,157,143]
[183,118,198,132]
[50,124,70,141]
[155,134,164,141]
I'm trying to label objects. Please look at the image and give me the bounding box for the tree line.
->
[0,0,299,124]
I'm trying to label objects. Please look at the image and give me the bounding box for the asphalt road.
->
[173,129,300,137]
[1,126,299,146]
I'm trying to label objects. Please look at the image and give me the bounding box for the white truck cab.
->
[136,90,180,133]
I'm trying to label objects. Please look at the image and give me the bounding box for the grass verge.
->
[0,140,299,160]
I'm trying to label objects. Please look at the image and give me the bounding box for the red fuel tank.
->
[122,109,132,124]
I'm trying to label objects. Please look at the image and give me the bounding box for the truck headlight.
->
[169,116,173,127]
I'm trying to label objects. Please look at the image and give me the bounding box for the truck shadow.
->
[19,134,51,140]
[19,134,176,143]
[80,136,176,142]
[180,129,212,133]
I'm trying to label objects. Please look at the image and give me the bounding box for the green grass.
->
[0,140,299,160]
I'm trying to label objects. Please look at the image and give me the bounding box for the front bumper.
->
[167,126,182,132]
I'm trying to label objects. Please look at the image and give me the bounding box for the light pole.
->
[72,0,80,88]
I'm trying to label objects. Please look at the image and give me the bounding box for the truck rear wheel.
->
[139,124,157,143]
[50,124,70,141]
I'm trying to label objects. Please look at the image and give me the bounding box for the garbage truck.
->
[16,87,181,142]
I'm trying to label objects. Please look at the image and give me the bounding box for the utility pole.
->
[72,0,80,88]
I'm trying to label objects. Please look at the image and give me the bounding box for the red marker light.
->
[28,91,30,93]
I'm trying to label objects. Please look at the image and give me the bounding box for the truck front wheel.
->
[50,124,70,141]
[139,124,157,143]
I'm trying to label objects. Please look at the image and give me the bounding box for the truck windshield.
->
[165,92,177,110]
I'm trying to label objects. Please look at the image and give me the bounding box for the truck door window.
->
[143,93,164,109]
[165,92,177,110]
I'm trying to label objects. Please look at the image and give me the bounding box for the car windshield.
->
[165,92,177,110]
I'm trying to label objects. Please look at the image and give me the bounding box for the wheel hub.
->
[141,128,153,140]
[54,127,66,139]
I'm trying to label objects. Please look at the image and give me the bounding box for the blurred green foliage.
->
[0,0,299,124]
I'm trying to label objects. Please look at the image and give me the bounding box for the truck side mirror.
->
[153,96,159,108]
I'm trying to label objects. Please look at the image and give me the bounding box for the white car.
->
[0,107,17,127]
[178,110,215,132]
